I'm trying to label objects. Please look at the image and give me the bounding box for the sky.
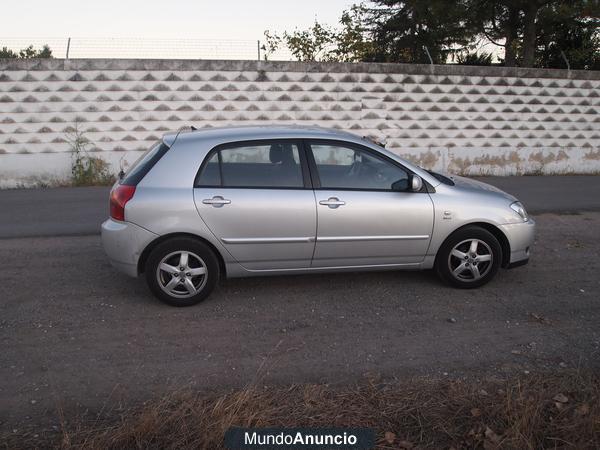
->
[2,0,503,61]
[2,0,354,58]
[2,0,353,39]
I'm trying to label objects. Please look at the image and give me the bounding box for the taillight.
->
[110,184,136,221]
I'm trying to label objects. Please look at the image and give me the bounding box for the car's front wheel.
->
[435,226,502,288]
[145,237,219,306]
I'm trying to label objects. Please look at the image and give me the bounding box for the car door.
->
[307,140,434,268]
[193,140,316,270]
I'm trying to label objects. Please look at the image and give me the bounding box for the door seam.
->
[309,189,319,267]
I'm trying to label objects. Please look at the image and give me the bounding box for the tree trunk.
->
[504,6,519,67]
[522,2,539,67]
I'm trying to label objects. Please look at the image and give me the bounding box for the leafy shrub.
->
[456,51,494,66]
[66,122,115,186]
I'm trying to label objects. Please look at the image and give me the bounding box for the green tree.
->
[263,5,374,62]
[0,44,52,59]
[264,0,598,68]
[261,30,282,61]
[364,0,598,67]
[363,0,474,63]
[467,0,599,67]
[536,1,599,70]
[467,0,522,66]
[0,47,18,58]
[284,21,337,61]
[330,5,376,62]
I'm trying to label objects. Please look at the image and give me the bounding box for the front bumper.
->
[101,219,159,277]
[498,218,536,267]
[506,258,530,269]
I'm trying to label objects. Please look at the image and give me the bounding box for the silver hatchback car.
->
[102,126,535,306]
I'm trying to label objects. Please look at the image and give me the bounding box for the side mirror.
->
[391,179,408,191]
[410,174,423,192]
[118,169,125,180]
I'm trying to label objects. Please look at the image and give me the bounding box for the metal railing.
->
[0,37,296,60]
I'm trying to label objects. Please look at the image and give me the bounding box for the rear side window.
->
[195,142,304,188]
[121,142,170,186]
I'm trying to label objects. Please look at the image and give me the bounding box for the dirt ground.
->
[1,212,599,438]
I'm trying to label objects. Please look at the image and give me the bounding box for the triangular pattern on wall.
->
[0,63,598,174]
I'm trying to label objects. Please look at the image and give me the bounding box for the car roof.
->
[160,125,441,188]
[162,125,365,147]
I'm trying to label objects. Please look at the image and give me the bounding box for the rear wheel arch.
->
[436,222,511,268]
[138,233,226,277]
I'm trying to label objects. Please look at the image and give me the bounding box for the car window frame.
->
[194,139,313,190]
[304,139,421,193]
[121,141,170,187]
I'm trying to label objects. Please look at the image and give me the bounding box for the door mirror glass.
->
[391,179,409,191]
[410,174,423,192]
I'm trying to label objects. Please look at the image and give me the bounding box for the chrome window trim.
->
[316,235,430,242]
[221,237,315,244]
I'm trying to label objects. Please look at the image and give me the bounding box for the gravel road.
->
[1,211,599,434]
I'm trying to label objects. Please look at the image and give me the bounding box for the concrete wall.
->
[0,59,599,187]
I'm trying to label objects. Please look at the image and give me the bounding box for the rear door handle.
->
[202,196,231,207]
[319,197,345,208]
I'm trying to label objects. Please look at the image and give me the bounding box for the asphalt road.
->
[1,176,600,238]
[1,178,600,437]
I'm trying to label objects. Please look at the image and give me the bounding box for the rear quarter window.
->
[121,142,170,186]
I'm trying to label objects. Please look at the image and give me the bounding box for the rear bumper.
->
[498,218,536,267]
[101,219,159,277]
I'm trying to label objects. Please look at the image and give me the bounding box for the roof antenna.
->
[190,125,198,131]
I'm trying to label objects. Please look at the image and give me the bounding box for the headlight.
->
[510,201,528,222]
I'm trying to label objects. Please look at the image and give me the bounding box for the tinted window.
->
[121,142,170,186]
[310,143,408,190]
[200,152,221,186]
[196,142,304,188]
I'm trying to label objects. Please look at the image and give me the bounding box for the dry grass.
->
[6,372,600,449]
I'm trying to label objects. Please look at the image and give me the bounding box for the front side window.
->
[310,143,409,191]
[196,141,304,188]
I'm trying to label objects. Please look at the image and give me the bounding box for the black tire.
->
[435,226,502,289]
[145,237,219,306]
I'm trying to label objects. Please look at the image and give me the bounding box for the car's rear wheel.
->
[145,238,219,306]
[435,226,502,288]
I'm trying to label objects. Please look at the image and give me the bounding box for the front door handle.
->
[202,196,231,207]
[319,197,345,209]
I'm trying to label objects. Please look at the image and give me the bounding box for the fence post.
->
[66,37,71,59]
[423,46,434,75]
[560,50,571,77]
[257,40,261,61]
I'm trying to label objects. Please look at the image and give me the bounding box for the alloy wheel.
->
[156,251,208,298]
[447,239,493,282]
